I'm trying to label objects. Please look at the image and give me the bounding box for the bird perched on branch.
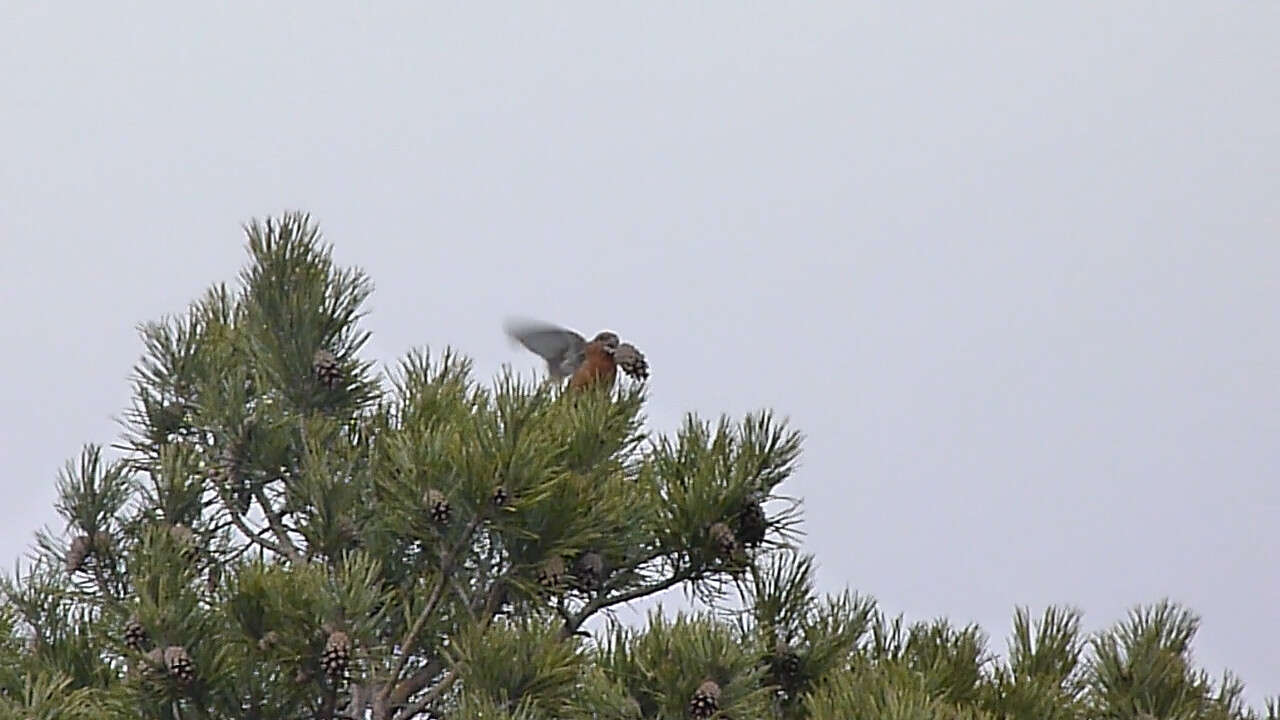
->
[503,318,649,391]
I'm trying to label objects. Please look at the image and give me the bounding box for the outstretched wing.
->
[503,318,588,379]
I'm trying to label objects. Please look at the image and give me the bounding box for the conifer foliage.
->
[1,212,1274,719]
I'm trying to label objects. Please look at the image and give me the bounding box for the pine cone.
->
[688,679,722,718]
[65,535,91,573]
[772,639,802,684]
[734,496,767,548]
[321,630,351,683]
[537,556,566,591]
[163,645,195,685]
[313,349,342,389]
[615,343,649,380]
[143,647,166,679]
[168,523,199,560]
[211,445,251,514]
[572,551,605,592]
[423,488,450,524]
[336,516,362,548]
[708,522,738,557]
[491,484,510,507]
[150,401,186,438]
[258,630,280,652]
[123,616,149,652]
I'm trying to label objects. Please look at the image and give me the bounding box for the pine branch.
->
[252,486,304,564]
[388,661,446,712]
[223,505,290,559]
[393,669,457,720]
[562,564,703,638]
[89,553,116,602]
[387,574,510,712]
[319,683,339,720]
[380,512,485,708]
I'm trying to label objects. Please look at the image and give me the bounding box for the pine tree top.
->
[0,212,1272,720]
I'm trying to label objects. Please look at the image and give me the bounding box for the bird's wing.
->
[503,318,588,378]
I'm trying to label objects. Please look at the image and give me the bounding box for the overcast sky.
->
[2,1,1276,704]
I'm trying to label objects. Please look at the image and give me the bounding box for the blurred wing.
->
[503,318,587,378]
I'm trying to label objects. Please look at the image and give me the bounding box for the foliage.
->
[0,212,1272,719]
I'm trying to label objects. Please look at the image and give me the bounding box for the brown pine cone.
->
[614,343,649,380]
[572,551,605,592]
[688,679,722,718]
[123,616,149,652]
[423,488,450,524]
[538,555,566,591]
[708,522,738,557]
[163,645,195,685]
[734,496,767,548]
[320,630,351,683]
[65,535,91,573]
[313,349,342,389]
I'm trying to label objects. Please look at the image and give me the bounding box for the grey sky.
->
[2,1,1277,703]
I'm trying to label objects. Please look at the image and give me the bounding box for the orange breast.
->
[568,344,618,391]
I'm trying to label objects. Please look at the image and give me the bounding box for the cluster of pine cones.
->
[535,551,608,595]
[64,531,112,573]
[128,618,194,687]
[126,620,354,688]
[705,493,769,564]
[140,645,196,686]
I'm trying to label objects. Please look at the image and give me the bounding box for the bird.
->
[503,318,649,391]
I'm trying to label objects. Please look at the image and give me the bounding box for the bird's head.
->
[591,331,621,354]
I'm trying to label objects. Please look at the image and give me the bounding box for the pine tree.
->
[0,212,1274,719]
